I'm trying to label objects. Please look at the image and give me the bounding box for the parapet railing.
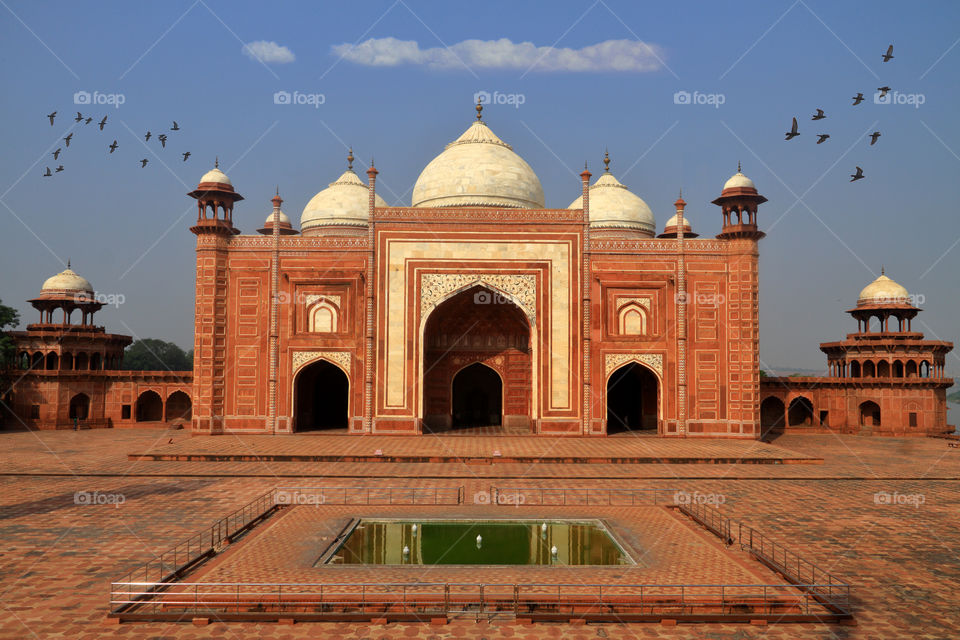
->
[110,485,462,614]
[492,487,678,506]
[109,580,849,622]
[676,502,850,615]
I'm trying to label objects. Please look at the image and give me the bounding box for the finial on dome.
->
[215,156,219,169]
[881,265,885,276]
[737,160,742,173]
[603,149,610,172]
[476,99,483,120]
[67,258,71,269]
[347,147,354,171]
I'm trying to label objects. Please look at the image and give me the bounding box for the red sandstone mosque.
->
[2,105,953,437]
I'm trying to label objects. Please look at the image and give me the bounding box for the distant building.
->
[760,271,953,436]
[2,264,191,429]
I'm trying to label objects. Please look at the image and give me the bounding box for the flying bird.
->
[144,131,151,142]
[869,131,881,145]
[785,117,800,140]
[882,44,894,62]
[852,93,865,105]
[98,115,107,130]
[139,158,148,168]
[42,167,52,177]
[55,165,64,173]
[182,151,191,162]
[850,166,865,182]
[812,108,826,120]
[74,111,83,123]
[816,134,830,144]
[63,133,73,147]
[52,148,61,160]
[109,140,118,153]
[170,121,180,131]
[84,117,92,125]
[877,86,891,98]
[158,134,167,148]
[47,111,57,125]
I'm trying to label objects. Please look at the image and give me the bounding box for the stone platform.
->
[127,433,821,465]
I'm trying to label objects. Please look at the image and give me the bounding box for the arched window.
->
[905,360,918,378]
[877,360,890,377]
[850,361,861,377]
[75,353,89,371]
[859,401,881,427]
[46,352,59,370]
[893,360,904,378]
[90,353,102,370]
[863,361,876,377]
[919,360,930,378]
[618,303,648,336]
[61,352,73,371]
[308,300,339,333]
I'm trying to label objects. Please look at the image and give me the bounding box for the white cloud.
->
[331,37,664,72]
[242,40,296,64]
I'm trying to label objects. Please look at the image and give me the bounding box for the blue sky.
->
[1,0,958,374]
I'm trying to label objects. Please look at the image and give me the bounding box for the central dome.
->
[411,116,545,209]
[41,265,93,294]
[857,272,910,306]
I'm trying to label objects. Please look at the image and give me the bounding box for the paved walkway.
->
[0,428,959,638]
[127,432,821,464]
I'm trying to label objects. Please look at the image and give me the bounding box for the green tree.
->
[0,299,21,371]
[122,339,192,371]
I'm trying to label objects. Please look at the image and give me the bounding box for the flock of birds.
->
[42,111,190,177]
[784,44,896,182]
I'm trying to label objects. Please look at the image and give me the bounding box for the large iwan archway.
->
[294,359,349,431]
[606,362,660,434]
[422,285,531,433]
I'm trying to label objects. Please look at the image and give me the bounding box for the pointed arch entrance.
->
[422,285,531,433]
[294,359,349,431]
[69,393,90,421]
[606,362,660,434]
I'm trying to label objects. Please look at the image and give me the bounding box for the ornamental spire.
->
[347,147,354,171]
[476,98,483,120]
[603,149,610,172]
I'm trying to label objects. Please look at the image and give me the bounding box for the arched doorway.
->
[451,363,502,428]
[788,397,814,426]
[294,359,349,431]
[165,391,192,422]
[760,396,786,438]
[859,401,881,428]
[135,390,163,422]
[69,393,89,421]
[606,362,659,434]
[422,285,531,433]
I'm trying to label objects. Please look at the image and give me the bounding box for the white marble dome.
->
[264,209,291,225]
[722,171,756,192]
[568,171,656,235]
[199,166,232,186]
[858,272,910,305]
[41,266,93,294]
[301,169,387,232]
[412,119,545,209]
[664,213,692,233]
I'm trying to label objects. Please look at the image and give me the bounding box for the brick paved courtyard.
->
[0,428,958,638]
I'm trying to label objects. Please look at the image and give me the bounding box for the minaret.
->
[675,193,688,437]
[580,162,592,434]
[365,158,378,433]
[187,161,243,434]
[268,188,282,434]
[712,165,766,437]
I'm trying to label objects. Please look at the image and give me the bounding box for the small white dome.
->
[301,169,387,231]
[568,171,656,235]
[412,119,545,209]
[665,213,692,232]
[41,266,93,294]
[264,209,290,225]
[722,171,756,191]
[199,166,232,186]
[858,273,910,305]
